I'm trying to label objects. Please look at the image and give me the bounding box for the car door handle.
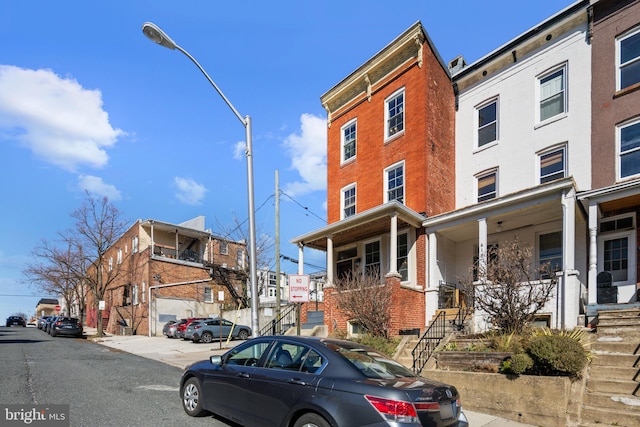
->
[236,372,250,378]
[288,378,307,386]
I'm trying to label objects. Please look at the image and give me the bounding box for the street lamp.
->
[142,22,259,337]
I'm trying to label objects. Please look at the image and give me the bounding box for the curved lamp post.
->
[142,22,259,337]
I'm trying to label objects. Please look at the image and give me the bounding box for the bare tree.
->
[462,237,558,334]
[62,192,129,336]
[333,271,392,338]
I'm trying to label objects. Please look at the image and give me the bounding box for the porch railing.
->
[411,311,446,374]
[260,303,297,336]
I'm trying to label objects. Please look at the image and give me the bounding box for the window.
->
[336,247,358,279]
[123,285,131,306]
[598,214,636,285]
[341,119,356,163]
[364,241,381,275]
[117,248,123,264]
[219,241,228,255]
[236,249,245,269]
[132,284,139,305]
[539,67,566,122]
[132,236,139,253]
[539,146,566,183]
[141,281,146,303]
[225,341,271,366]
[342,184,356,219]
[385,162,404,203]
[539,231,562,274]
[477,99,498,147]
[268,272,277,287]
[618,28,640,90]
[477,170,497,202]
[397,233,408,281]
[204,286,213,303]
[385,89,404,139]
[108,257,113,272]
[619,120,640,179]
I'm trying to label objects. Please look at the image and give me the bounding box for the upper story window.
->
[108,257,113,272]
[237,249,245,270]
[477,99,498,147]
[341,119,357,163]
[341,184,356,219]
[477,169,497,202]
[618,27,640,90]
[219,241,228,255]
[618,119,640,179]
[204,286,213,303]
[385,162,404,203]
[538,66,566,122]
[132,236,139,253]
[268,272,277,287]
[539,145,567,184]
[385,88,404,139]
[117,248,123,264]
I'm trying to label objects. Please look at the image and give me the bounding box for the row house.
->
[293,0,640,337]
[85,216,248,336]
[578,0,640,321]
[292,22,456,336]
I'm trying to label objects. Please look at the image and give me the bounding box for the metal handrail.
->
[260,303,297,336]
[411,311,446,374]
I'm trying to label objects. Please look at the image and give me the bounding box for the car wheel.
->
[181,377,207,417]
[50,330,56,337]
[238,329,249,340]
[201,332,213,344]
[294,413,330,427]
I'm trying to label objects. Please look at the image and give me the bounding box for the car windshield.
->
[330,343,416,379]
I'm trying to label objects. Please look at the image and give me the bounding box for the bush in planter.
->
[527,334,588,376]
[500,353,534,375]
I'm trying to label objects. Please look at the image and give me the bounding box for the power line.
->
[280,191,326,223]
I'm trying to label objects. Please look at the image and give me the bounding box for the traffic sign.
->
[288,274,310,303]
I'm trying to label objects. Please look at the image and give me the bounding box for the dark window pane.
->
[621,31,640,63]
[621,149,640,177]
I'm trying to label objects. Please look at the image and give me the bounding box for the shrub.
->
[355,334,399,356]
[501,353,534,375]
[527,334,588,376]
[483,332,524,353]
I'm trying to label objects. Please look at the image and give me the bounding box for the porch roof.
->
[290,201,425,251]
[577,179,640,214]
[422,178,578,242]
[140,219,211,239]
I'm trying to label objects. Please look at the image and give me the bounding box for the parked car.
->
[162,319,178,337]
[177,317,209,339]
[189,317,251,343]
[6,316,26,327]
[179,335,468,426]
[44,316,59,334]
[49,317,83,338]
[37,316,52,330]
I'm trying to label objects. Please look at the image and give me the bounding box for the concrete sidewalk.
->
[87,330,536,427]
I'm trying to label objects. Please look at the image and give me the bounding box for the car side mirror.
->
[210,355,222,365]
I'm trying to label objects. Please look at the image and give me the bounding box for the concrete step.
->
[586,377,639,395]
[596,324,640,337]
[590,353,639,367]
[597,309,640,319]
[581,405,640,427]
[583,392,640,413]
[588,365,639,381]
[591,339,640,354]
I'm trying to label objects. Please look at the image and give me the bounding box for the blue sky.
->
[0,0,576,321]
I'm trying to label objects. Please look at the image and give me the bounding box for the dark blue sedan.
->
[179,335,468,427]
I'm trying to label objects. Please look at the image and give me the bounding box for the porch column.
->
[587,201,598,305]
[387,213,399,277]
[561,189,578,329]
[425,232,439,326]
[478,218,488,281]
[297,243,305,275]
[326,235,334,286]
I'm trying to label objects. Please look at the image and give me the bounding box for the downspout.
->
[147,278,213,336]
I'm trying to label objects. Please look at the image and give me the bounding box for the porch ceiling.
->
[600,193,640,214]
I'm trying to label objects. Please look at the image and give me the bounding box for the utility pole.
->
[275,170,281,334]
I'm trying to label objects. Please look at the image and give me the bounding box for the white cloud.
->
[174,177,207,205]
[77,175,122,201]
[282,113,327,196]
[233,140,246,160]
[0,65,124,172]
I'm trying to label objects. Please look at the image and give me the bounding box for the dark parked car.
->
[6,316,26,327]
[49,317,83,338]
[37,316,53,330]
[179,335,468,427]
[189,317,251,343]
[177,317,209,339]
[43,316,59,334]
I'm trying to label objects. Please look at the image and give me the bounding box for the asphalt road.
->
[0,326,235,427]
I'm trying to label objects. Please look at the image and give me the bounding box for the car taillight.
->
[195,325,202,329]
[365,395,420,424]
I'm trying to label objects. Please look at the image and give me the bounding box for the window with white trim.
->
[477,169,497,202]
[539,66,566,122]
[598,213,636,285]
[341,184,356,219]
[204,286,213,303]
[539,231,562,274]
[132,236,139,253]
[117,248,123,264]
[364,240,381,276]
[539,145,566,183]
[341,119,356,163]
[618,27,640,90]
[397,232,408,281]
[237,249,245,270]
[132,284,139,305]
[385,162,404,203]
[220,241,228,255]
[108,257,113,272]
[477,99,498,147]
[619,119,640,179]
[385,89,404,139]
